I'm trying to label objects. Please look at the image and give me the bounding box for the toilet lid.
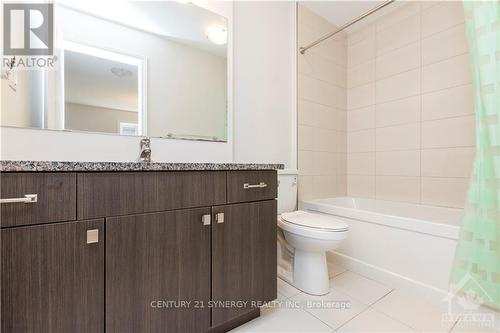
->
[281,210,348,232]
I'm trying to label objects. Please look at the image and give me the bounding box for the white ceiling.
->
[64,50,138,112]
[57,0,228,56]
[299,1,402,32]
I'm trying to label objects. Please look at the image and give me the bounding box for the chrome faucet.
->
[139,137,152,162]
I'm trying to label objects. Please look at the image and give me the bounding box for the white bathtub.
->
[302,197,463,302]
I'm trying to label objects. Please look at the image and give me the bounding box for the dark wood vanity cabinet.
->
[105,208,212,333]
[0,169,278,333]
[1,219,104,333]
[212,201,277,327]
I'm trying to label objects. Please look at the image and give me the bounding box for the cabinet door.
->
[212,200,277,327]
[1,219,104,333]
[106,208,211,333]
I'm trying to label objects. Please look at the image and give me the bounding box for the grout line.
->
[348,17,465,61]
[334,304,372,332]
[299,72,348,90]
[347,81,473,114]
[346,143,475,154]
[346,112,474,134]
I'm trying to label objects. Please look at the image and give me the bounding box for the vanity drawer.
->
[77,171,226,219]
[0,173,77,228]
[227,171,277,203]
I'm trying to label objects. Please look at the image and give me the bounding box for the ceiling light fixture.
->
[205,25,227,45]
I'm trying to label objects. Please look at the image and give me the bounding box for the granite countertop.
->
[0,160,284,172]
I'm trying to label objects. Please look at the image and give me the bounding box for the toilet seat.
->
[281,210,348,232]
[278,211,348,241]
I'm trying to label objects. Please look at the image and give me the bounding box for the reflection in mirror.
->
[0,1,228,142]
[63,45,142,135]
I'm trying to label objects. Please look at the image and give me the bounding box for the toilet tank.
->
[277,170,298,214]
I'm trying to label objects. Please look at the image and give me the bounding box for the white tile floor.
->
[231,266,500,333]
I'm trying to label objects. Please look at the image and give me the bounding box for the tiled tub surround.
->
[346,1,474,208]
[297,5,348,203]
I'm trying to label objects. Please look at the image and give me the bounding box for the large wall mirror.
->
[1,1,228,142]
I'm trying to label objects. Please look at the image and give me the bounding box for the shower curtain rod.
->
[299,0,396,54]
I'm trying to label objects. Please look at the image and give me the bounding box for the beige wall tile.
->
[348,129,375,153]
[421,116,475,149]
[336,153,347,174]
[298,99,315,126]
[298,175,314,202]
[376,42,421,80]
[376,123,420,151]
[299,150,314,176]
[314,104,336,130]
[349,25,376,46]
[348,60,375,88]
[298,53,314,77]
[313,54,347,88]
[421,147,475,178]
[422,1,465,38]
[348,106,375,131]
[348,83,375,110]
[422,54,471,93]
[335,109,347,132]
[298,5,319,31]
[348,37,376,68]
[314,128,337,152]
[314,151,336,175]
[313,175,337,198]
[422,1,440,10]
[348,152,375,175]
[298,125,314,150]
[422,23,468,65]
[336,131,347,153]
[331,83,348,110]
[298,7,348,199]
[376,96,421,127]
[376,2,421,32]
[376,69,420,103]
[422,84,474,121]
[348,175,375,198]
[376,176,421,203]
[377,14,420,56]
[298,24,321,49]
[376,150,421,176]
[322,38,348,67]
[336,174,347,196]
[298,74,316,101]
[421,177,469,208]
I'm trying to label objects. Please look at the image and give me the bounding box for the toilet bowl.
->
[278,210,348,295]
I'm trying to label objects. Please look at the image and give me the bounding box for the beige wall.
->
[297,5,348,203]
[65,103,137,134]
[346,1,474,208]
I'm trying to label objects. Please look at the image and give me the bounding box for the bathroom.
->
[0,1,498,332]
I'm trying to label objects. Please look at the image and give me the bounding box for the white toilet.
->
[277,171,348,296]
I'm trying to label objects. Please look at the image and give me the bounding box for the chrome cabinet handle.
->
[0,194,38,204]
[202,214,211,226]
[243,182,267,189]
